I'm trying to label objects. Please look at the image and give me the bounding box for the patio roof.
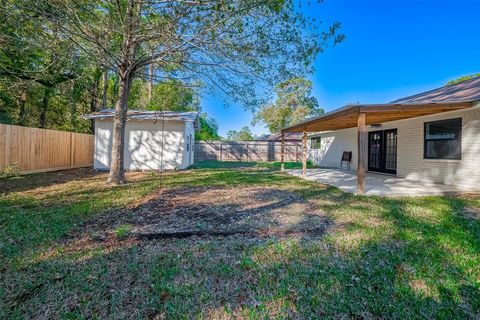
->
[279,77,480,194]
[281,101,475,133]
[282,77,480,133]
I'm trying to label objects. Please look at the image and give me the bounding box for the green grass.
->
[1,162,479,319]
[114,224,131,239]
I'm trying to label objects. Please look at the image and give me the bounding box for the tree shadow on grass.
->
[0,167,98,195]
[189,160,310,172]
[1,184,336,318]
[3,196,479,319]
[2,166,480,318]
[0,167,311,271]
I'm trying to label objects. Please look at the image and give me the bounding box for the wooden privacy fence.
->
[195,140,302,162]
[0,124,94,174]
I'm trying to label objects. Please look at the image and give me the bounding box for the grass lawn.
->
[1,161,479,319]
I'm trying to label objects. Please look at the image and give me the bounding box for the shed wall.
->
[94,119,188,170]
[182,121,195,168]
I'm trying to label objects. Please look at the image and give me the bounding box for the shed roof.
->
[83,109,200,130]
[282,77,480,133]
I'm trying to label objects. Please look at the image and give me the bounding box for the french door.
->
[368,129,397,174]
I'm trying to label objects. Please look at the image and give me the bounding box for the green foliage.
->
[253,77,323,133]
[225,126,254,141]
[1,0,343,182]
[114,224,130,239]
[0,0,95,132]
[447,73,480,85]
[16,0,343,112]
[0,162,20,178]
[196,113,220,141]
[126,78,199,112]
[145,80,199,112]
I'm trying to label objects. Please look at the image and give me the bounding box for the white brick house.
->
[283,77,480,191]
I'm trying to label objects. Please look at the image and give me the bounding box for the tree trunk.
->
[110,75,119,108]
[90,75,99,113]
[70,99,77,127]
[107,72,132,185]
[102,70,108,109]
[70,83,78,128]
[39,87,52,128]
[147,64,153,104]
[90,73,100,132]
[107,0,139,184]
[17,91,27,126]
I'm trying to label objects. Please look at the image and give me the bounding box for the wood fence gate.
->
[194,141,301,162]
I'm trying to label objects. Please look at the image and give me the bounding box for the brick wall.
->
[308,103,480,189]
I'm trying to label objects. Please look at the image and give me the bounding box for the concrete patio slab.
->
[286,169,479,197]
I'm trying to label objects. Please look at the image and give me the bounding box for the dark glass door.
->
[368,129,397,174]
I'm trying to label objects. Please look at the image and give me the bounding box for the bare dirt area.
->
[0,167,98,194]
[79,186,331,243]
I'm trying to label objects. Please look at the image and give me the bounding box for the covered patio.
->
[279,99,476,195]
[286,168,473,196]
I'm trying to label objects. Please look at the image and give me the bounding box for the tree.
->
[226,126,254,141]
[196,113,220,141]
[139,79,199,112]
[19,0,343,184]
[0,1,102,131]
[0,3,80,128]
[252,77,323,133]
[447,73,480,86]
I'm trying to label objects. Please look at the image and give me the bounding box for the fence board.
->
[195,140,301,162]
[0,124,94,174]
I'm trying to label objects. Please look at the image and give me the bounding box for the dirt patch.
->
[463,207,480,221]
[76,186,330,244]
[0,167,98,194]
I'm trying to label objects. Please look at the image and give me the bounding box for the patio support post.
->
[280,132,285,172]
[302,130,307,178]
[357,112,367,195]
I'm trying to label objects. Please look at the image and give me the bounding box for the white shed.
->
[84,109,200,171]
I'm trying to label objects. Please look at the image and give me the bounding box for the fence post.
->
[70,132,75,167]
[280,134,285,170]
[4,125,11,169]
[219,142,222,161]
[302,131,307,178]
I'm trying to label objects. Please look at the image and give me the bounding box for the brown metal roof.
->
[282,77,480,133]
[392,76,480,104]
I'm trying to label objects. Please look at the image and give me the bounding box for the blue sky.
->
[202,0,480,137]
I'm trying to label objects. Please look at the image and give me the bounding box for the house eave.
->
[281,101,477,133]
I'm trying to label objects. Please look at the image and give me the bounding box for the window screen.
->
[424,118,462,160]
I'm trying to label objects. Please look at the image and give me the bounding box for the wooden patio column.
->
[357,112,367,195]
[302,130,307,178]
[280,132,285,172]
